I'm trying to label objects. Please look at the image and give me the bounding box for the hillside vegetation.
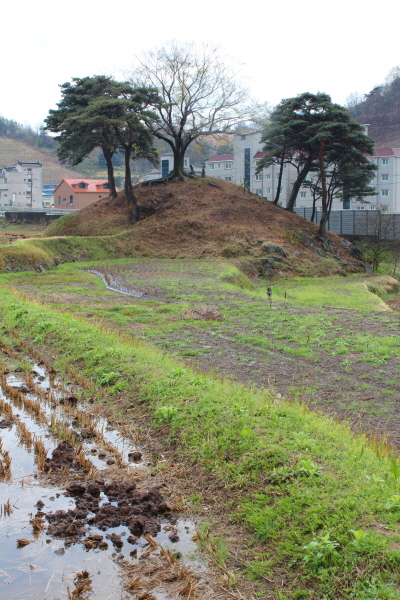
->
[349,72,400,146]
[0,137,83,183]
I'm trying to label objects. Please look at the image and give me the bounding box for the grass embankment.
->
[0,234,133,272]
[0,277,400,599]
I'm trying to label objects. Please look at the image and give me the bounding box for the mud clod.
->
[44,441,85,472]
[128,451,143,461]
[80,428,97,439]
[66,483,86,495]
[42,481,167,547]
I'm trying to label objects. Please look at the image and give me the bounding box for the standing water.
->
[0,343,206,600]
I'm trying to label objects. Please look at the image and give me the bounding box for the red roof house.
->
[53,179,117,210]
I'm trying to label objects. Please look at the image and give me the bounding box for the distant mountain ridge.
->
[348,70,400,146]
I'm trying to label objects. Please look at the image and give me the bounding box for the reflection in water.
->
[0,355,202,600]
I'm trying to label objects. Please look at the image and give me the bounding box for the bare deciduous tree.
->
[358,211,398,271]
[129,41,248,180]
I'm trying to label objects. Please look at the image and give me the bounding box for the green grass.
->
[0,279,400,598]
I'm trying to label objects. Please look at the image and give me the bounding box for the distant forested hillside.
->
[347,67,400,146]
[0,116,58,152]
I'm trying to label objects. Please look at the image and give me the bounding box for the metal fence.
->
[293,208,400,238]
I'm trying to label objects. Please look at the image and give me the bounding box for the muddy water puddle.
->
[86,270,147,300]
[0,350,203,600]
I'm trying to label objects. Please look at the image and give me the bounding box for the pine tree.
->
[259,92,376,236]
[45,76,160,220]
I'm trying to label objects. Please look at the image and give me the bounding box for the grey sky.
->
[2,0,399,127]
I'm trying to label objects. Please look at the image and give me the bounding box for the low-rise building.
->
[141,152,202,181]
[42,183,57,207]
[0,162,42,208]
[53,179,114,210]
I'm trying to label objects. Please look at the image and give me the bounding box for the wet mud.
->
[0,339,210,600]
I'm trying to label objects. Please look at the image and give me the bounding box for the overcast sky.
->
[2,0,399,128]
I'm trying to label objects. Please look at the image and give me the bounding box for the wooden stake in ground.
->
[267,286,272,309]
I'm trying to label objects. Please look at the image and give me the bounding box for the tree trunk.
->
[318,141,328,237]
[124,147,138,222]
[102,147,117,198]
[170,147,187,180]
[273,155,285,205]
[286,154,314,211]
[310,191,318,223]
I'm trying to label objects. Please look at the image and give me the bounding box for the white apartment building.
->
[206,133,296,203]
[0,162,43,209]
[356,148,400,212]
[205,132,400,212]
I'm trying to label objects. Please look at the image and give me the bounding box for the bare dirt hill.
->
[0,137,83,183]
[43,178,363,277]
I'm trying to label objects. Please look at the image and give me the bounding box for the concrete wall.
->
[294,207,400,237]
[5,211,63,225]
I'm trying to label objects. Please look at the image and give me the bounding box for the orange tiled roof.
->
[55,179,117,193]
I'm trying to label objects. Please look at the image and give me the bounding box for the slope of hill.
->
[349,75,400,146]
[0,137,84,183]
[42,178,363,276]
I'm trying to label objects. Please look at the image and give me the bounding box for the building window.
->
[225,163,232,169]
[78,182,86,189]
[255,174,262,181]
[266,188,271,194]
[209,164,214,170]
[63,198,66,202]
[381,189,389,196]
[255,189,263,195]
[381,205,389,211]
[70,195,73,206]
[27,179,31,183]
[276,173,280,179]
[266,174,271,180]
[381,174,389,180]
[26,191,31,196]
[225,177,232,181]
[382,158,389,165]
[241,135,246,140]
[356,206,365,210]
[217,163,221,169]
[27,168,32,173]
[58,196,61,205]
[300,192,307,198]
